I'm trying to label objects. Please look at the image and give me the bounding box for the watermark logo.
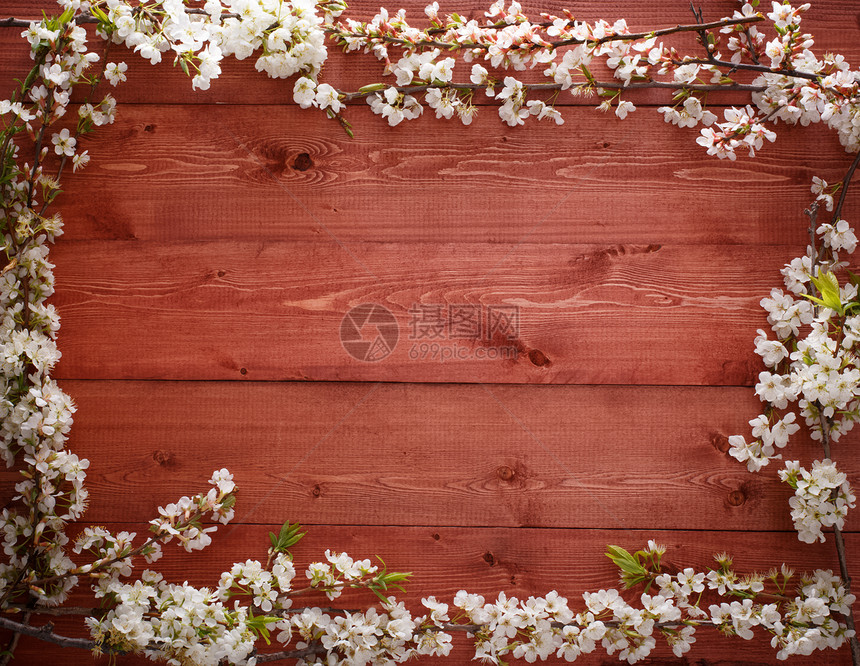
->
[340,303,521,362]
[340,303,399,362]
[407,304,519,341]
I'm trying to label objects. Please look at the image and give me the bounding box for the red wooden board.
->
[1,0,858,664]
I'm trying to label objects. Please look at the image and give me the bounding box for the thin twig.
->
[831,149,860,224]
[816,415,860,665]
[742,27,762,65]
[254,644,328,663]
[26,511,207,589]
[0,615,316,659]
[0,616,94,651]
[805,147,860,665]
[0,9,240,28]
[41,35,112,217]
[339,79,765,100]
[806,201,819,266]
[0,611,30,666]
[328,14,763,52]
[680,55,824,85]
[4,605,104,617]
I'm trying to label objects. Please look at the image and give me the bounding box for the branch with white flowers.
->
[728,117,860,665]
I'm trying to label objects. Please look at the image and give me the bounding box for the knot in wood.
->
[292,152,314,171]
[152,450,174,467]
[727,489,746,506]
[710,433,731,453]
[497,465,515,481]
[528,349,550,367]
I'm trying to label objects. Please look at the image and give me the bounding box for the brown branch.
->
[806,201,820,267]
[0,611,30,666]
[26,512,201,589]
[0,9,241,29]
[0,614,312,662]
[0,17,51,27]
[679,55,824,84]
[742,27,762,66]
[554,14,764,48]
[329,14,763,52]
[4,605,106,617]
[803,146,860,664]
[816,414,860,665]
[0,616,95,651]
[41,38,112,217]
[340,79,765,100]
[831,149,860,224]
[250,617,720,663]
[254,643,328,663]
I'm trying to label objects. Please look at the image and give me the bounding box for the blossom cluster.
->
[728,174,858,543]
[322,0,860,169]
[2,9,242,613]
[62,475,242,660]
[779,459,856,543]
[0,9,98,607]
[242,543,855,665]
[90,0,332,91]
[329,2,664,127]
[87,570,260,664]
[697,3,860,160]
[305,549,380,600]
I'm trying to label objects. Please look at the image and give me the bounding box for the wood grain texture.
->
[48,240,805,384]
[4,381,855,530]
[3,526,859,665]
[13,105,855,245]
[1,1,859,665]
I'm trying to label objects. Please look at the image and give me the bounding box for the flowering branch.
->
[336,79,766,102]
[818,414,860,662]
[325,13,763,52]
[0,615,96,650]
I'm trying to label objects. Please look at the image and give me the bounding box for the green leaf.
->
[58,6,75,24]
[269,520,306,558]
[358,83,387,94]
[804,271,844,314]
[90,5,110,22]
[803,293,829,309]
[245,613,280,645]
[369,585,390,603]
[605,545,649,588]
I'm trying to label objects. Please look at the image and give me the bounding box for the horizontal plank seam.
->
[80,522,860,534]
[54,378,762,388]
[49,240,813,247]
[56,378,760,386]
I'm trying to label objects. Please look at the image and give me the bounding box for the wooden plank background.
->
[2,1,860,664]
